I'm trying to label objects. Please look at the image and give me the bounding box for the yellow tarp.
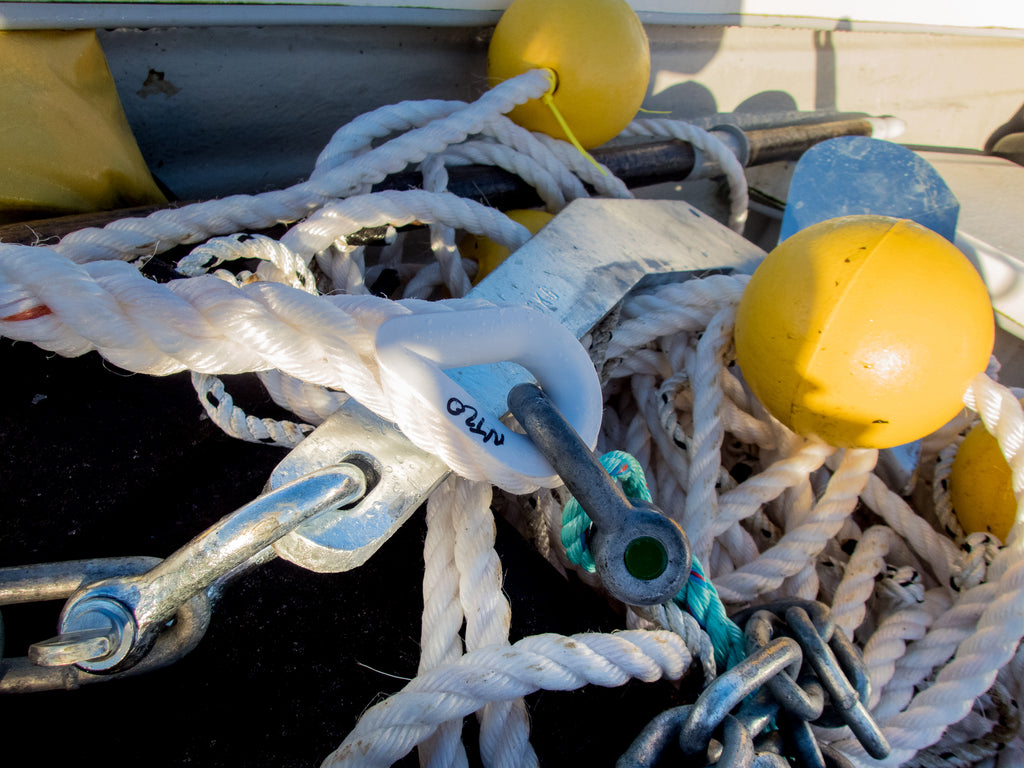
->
[0,29,166,225]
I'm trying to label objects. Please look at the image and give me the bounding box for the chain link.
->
[617,598,889,767]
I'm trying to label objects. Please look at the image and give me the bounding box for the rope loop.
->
[8,53,1024,767]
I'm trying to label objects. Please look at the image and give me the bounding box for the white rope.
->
[0,192,562,492]
[46,70,552,266]
[864,587,948,712]
[420,154,472,299]
[950,532,1002,592]
[320,630,691,768]
[932,439,966,541]
[830,526,902,639]
[530,133,633,200]
[451,478,536,768]
[873,583,991,723]
[313,99,465,177]
[834,375,1024,766]
[714,449,877,604]
[418,478,471,768]
[280,189,532,263]
[179,233,318,292]
[477,118,589,204]
[441,141,572,212]
[191,371,313,447]
[679,307,731,562]
[256,370,349,426]
[401,258,479,301]
[7,58,1024,765]
[316,243,371,296]
[629,602,717,682]
[859,472,959,590]
[622,118,748,233]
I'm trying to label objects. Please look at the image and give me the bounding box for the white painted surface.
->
[90,23,1024,201]
[919,152,1024,338]
[2,0,1023,34]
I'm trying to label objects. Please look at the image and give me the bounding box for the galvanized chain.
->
[0,557,210,693]
[618,598,889,767]
[0,463,368,691]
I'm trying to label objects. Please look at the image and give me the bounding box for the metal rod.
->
[0,116,882,252]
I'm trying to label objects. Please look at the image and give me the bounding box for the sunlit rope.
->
[2,67,1021,768]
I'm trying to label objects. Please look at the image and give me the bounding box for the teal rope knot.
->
[561,450,745,670]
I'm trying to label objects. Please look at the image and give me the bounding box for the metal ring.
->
[784,606,890,760]
[616,705,691,768]
[751,753,791,768]
[732,598,835,641]
[779,711,826,768]
[714,716,755,768]
[821,743,859,768]
[734,686,779,741]
[744,610,824,722]
[0,592,211,694]
[829,624,871,704]
[679,636,802,754]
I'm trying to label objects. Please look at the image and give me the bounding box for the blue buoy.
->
[780,135,959,243]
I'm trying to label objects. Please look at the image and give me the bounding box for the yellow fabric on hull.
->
[0,29,165,225]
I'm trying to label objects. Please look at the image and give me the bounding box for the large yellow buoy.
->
[950,421,1018,541]
[460,209,553,284]
[487,0,650,149]
[734,216,994,449]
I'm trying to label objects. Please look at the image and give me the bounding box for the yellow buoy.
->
[461,209,553,284]
[734,215,994,449]
[487,0,650,149]
[950,421,1018,541]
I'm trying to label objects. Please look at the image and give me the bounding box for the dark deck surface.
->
[0,338,700,766]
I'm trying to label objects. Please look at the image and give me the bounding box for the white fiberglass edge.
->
[1,0,1023,36]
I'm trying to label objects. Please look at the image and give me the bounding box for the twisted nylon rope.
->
[5,60,1021,764]
[47,70,552,266]
[451,478,535,768]
[621,118,748,233]
[417,476,536,768]
[418,478,473,768]
[321,630,691,768]
[832,375,1024,767]
[0,191,563,492]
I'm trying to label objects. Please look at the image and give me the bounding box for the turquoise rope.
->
[562,451,650,571]
[679,554,747,671]
[561,450,745,670]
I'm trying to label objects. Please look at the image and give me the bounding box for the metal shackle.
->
[31,463,367,674]
[507,382,691,606]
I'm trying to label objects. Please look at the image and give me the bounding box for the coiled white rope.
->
[48,70,552,266]
[3,64,1021,767]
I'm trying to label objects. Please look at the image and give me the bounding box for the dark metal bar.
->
[0,116,881,251]
[745,118,875,165]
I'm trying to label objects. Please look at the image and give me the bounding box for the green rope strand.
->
[560,450,745,670]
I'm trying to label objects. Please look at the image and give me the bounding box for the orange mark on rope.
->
[2,305,52,322]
